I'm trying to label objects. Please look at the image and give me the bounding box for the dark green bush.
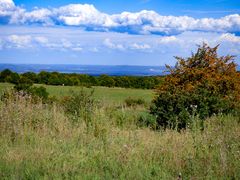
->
[12,77,49,102]
[28,86,49,101]
[14,76,33,91]
[150,88,234,129]
[62,89,96,125]
[124,97,145,107]
[137,111,157,129]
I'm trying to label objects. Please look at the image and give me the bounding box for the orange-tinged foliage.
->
[159,43,240,102]
[151,43,240,129]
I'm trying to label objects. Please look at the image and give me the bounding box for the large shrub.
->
[150,44,240,129]
[62,89,96,126]
[12,76,49,101]
[14,76,33,91]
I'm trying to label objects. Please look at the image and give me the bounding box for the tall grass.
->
[0,92,239,179]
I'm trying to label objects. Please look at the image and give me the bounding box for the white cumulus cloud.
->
[7,34,32,48]
[219,33,240,43]
[34,36,49,44]
[130,43,151,50]
[54,4,115,27]
[23,8,53,25]
[103,38,125,50]
[158,36,180,44]
[0,1,239,35]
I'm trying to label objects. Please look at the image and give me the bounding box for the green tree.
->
[48,72,62,85]
[14,76,33,91]
[6,72,20,84]
[38,71,50,84]
[99,74,115,87]
[22,72,37,83]
[0,69,13,82]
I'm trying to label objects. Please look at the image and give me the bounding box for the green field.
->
[0,83,154,105]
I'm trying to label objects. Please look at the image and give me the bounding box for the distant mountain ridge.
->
[0,64,167,76]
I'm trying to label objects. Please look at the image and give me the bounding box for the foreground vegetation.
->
[0,92,239,179]
[1,44,240,178]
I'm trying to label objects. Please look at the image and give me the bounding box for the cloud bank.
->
[0,26,240,65]
[0,0,240,35]
[1,26,240,54]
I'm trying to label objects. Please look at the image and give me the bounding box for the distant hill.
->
[0,64,166,76]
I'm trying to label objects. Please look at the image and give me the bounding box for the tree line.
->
[0,69,163,89]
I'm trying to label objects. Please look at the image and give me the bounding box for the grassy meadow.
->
[0,83,240,179]
[0,83,154,105]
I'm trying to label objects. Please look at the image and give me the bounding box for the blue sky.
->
[0,0,240,65]
[14,0,240,18]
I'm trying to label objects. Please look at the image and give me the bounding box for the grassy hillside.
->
[0,93,239,179]
[0,83,239,179]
